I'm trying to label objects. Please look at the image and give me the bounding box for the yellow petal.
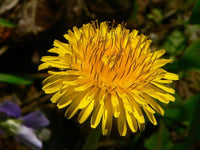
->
[38,63,50,70]
[143,108,157,125]
[51,90,66,103]
[131,93,146,105]
[142,93,164,115]
[65,98,81,119]
[153,59,171,68]
[62,81,77,89]
[57,99,72,109]
[143,104,156,114]
[48,70,80,76]
[117,92,130,105]
[117,92,133,113]
[78,88,97,109]
[100,22,109,36]
[164,72,179,80]
[144,86,175,103]
[57,90,78,109]
[63,30,78,44]
[48,48,66,55]
[151,81,175,94]
[110,93,121,118]
[91,102,104,128]
[113,105,120,118]
[141,39,151,54]
[53,40,72,55]
[128,95,145,123]
[42,75,60,85]
[73,26,82,39]
[43,61,68,70]
[129,29,138,39]
[153,78,172,84]
[117,104,127,136]
[102,94,113,135]
[99,88,105,104]
[42,79,62,94]
[41,56,60,62]
[125,111,137,132]
[138,123,145,131]
[77,101,94,124]
[74,83,93,92]
[111,92,119,107]
[154,49,166,58]
[148,91,175,103]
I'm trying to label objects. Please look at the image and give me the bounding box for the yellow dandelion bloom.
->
[39,21,179,136]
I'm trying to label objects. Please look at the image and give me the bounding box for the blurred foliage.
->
[179,40,200,71]
[146,94,200,150]
[0,18,15,28]
[0,0,200,150]
[0,73,32,85]
[145,122,173,150]
[161,30,186,56]
[147,9,163,24]
[189,0,200,24]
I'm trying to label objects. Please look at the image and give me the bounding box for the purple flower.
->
[0,100,21,118]
[0,100,50,149]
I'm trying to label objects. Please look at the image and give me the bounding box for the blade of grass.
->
[0,73,33,85]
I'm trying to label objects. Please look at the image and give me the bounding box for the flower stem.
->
[82,125,101,150]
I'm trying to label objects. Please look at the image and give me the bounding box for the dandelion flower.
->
[39,21,179,136]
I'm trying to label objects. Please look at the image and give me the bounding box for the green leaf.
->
[172,143,186,150]
[145,121,173,150]
[0,73,33,85]
[164,57,180,71]
[189,0,200,24]
[179,40,200,70]
[164,107,182,121]
[164,93,184,121]
[147,9,163,24]
[184,94,200,142]
[0,18,15,28]
[81,125,101,150]
[161,30,187,55]
[172,94,200,149]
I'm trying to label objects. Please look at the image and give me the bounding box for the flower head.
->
[39,21,179,136]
